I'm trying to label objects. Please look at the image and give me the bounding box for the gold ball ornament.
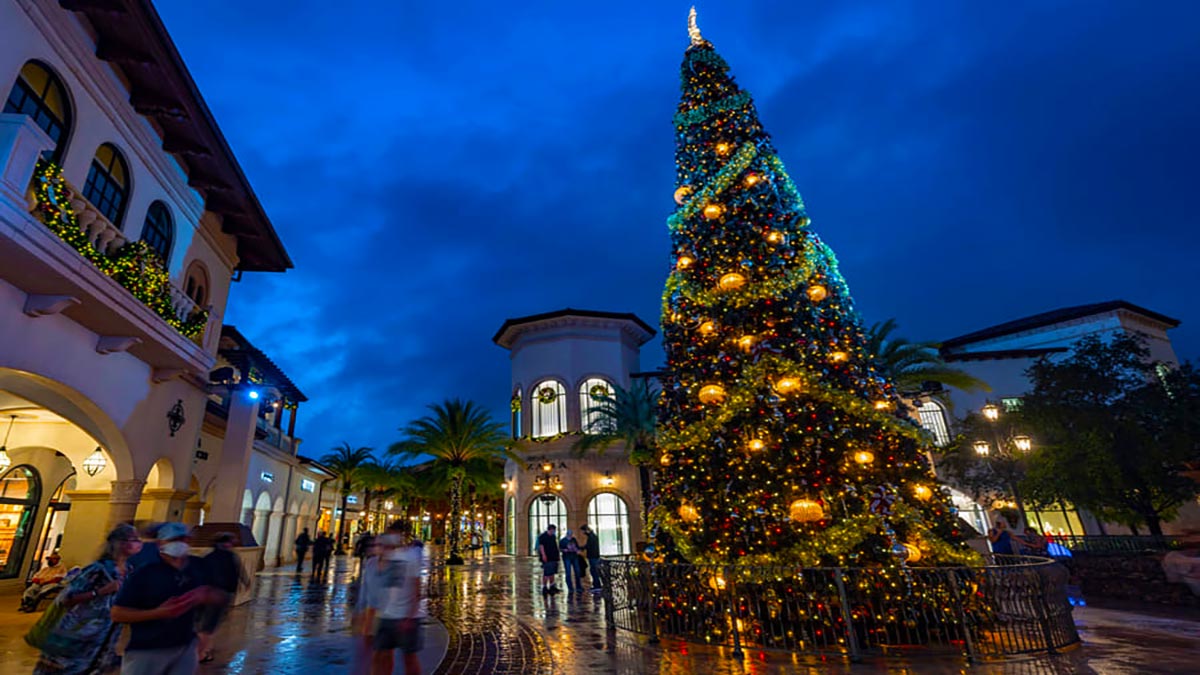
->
[765,230,785,245]
[715,142,732,156]
[699,320,716,336]
[853,450,875,465]
[674,186,693,205]
[679,503,701,523]
[676,254,694,270]
[774,376,802,395]
[807,285,828,302]
[659,453,672,467]
[913,485,933,501]
[703,203,723,220]
[736,335,756,352]
[718,272,746,291]
[873,400,892,411]
[747,438,765,452]
[829,351,849,363]
[789,499,824,523]
[698,384,727,405]
[743,172,761,187]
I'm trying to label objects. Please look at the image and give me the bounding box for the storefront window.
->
[33,473,73,573]
[1028,502,1086,538]
[528,496,567,554]
[0,466,41,579]
[587,492,631,556]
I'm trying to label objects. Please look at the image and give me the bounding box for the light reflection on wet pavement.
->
[3,553,1199,673]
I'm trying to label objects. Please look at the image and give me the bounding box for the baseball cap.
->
[157,522,190,541]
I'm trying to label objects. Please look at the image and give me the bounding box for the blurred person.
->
[111,523,225,674]
[558,529,583,592]
[537,524,560,595]
[359,521,423,675]
[31,524,142,675]
[312,531,334,581]
[197,533,248,663]
[579,523,602,593]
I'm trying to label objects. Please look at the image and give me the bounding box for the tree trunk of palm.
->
[336,493,350,554]
[447,472,465,565]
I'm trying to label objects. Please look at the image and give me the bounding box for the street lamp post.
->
[975,402,1032,528]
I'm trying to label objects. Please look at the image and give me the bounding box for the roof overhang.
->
[492,308,657,349]
[59,0,291,272]
[941,300,1180,352]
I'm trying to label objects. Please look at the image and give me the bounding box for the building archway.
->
[527,494,568,555]
[251,492,272,547]
[586,491,631,556]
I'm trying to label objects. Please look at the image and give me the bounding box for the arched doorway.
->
[32,473,74,573]
[587,492,631,556]
[527,495,567,555]
[0,465,42,579]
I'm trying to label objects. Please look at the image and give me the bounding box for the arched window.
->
[183,261,209,307]
[917,400,951,447]
[82,143,130,227]
[530,380,566,438]
[587,492,630,556]
[579,378,614,434]
[527,495,567,555]
[3,61,71,161]
[510,388,522,439]
[0,465,42,579]
[140,201,173,262]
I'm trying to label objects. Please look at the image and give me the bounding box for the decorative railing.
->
[600,554,1078,663]
[27,159,208,340]
[1056,534,1183,553]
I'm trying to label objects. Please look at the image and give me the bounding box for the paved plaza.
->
[2,552,1199,673]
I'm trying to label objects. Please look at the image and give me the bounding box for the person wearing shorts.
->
[537,524,561,594]
[358,521,423,675]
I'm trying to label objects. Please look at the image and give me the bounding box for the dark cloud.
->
[157,1,1200,457]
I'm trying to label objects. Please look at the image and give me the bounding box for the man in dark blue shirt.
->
[112,522,224,674]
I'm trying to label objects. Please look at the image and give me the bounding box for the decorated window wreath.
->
[588,383,612,400]
[537,386,558,405]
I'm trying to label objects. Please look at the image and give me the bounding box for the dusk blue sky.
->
[156,1,1200,459]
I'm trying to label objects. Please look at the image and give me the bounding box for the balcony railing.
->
[1055,535,1183,553]
[27,159,209,340]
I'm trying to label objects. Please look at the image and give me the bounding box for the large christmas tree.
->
[654,11,975,567]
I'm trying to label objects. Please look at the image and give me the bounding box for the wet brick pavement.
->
[2,551,1199,673]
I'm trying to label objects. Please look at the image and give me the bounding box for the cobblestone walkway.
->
[2,552,1199,673]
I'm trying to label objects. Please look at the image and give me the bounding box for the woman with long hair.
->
[32,523,142,674]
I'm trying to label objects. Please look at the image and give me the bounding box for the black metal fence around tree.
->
[599,554,1078,663]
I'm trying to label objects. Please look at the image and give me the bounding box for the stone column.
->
[251,509,270,547]
[135,489,194,523]
[106,479,147,530]
[207,392,260,522]
[276,514,296,567]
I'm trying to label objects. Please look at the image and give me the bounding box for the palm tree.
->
[572,379,658,520]
[357,458,404,532]
[865,319,991,397]
[320,442,374,553]
[389,399,516,565]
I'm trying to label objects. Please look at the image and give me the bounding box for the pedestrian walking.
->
[197,533,249,663]
[30,524,141,675]
[294,528,312,573]
[358,521,424,675]
[579,523,602,593]
[537,523,560,595]
[481,528,491,557]
[559,529,583,592]
[312,531,334,581]
[111,522,227,675]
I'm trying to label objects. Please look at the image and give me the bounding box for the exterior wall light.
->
[600,471,615,487]
[1013,435,1033,452]
[973,440,991,457]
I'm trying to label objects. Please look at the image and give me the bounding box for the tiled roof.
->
[941,301,1179,351]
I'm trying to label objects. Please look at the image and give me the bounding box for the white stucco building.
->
[496,309,656,557]
[0,0,304,587]
[914,300,1195,537]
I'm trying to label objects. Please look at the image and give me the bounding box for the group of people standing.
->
[292,528,335,579]
[988,517,1050,556]
[536,523,601,594]
[28,522,246,675]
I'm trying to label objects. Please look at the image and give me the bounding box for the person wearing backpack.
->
[559,529,583,593]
